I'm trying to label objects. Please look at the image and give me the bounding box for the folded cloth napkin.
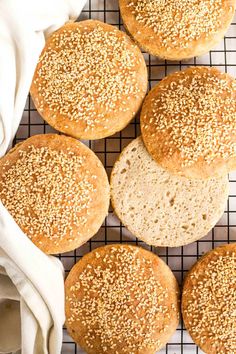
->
[0,204,65,354]
[0,0,86,353]
[0,0,86,156]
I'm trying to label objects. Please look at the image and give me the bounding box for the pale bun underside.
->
[111,137,229,247]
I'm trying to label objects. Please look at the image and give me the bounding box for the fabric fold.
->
[0,203,65,354]
[0,0,87,353]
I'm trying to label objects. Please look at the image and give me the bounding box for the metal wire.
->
[15,1,236,353]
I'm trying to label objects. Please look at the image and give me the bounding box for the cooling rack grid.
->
[15,1,236,353]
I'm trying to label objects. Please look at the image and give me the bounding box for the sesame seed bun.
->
[119,0,236,61]
[30,20,148,140]
[65,244,180,354]
[111,137,229,247]
[182,243,236,354]
[0,134,110,254]
[141,66,236,179]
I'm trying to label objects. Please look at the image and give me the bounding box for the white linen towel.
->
[0,0,87,353]
[0,204,65,354]
[0,0,86,156]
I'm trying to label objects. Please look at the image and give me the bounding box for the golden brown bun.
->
[30,20,148,140]
[182,243,236,354]
[0,134,110,254]
[141,66,236,179]
[119,0,236,60]
[65,244,180,353]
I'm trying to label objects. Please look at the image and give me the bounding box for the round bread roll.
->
[119,0,236,60]
[65,244,180,354]
[182,243,236,354]
[0,134,110,254]
[111,137,229,247]
[141,66,236,179]
[30,20,147,140]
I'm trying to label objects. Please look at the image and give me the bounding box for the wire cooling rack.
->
[14,1,236,353]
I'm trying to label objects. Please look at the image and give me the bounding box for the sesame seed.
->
[183,247,236,353]
[128,0,227,50]
[142,67,236,167]
[66,245,179,352]
[34,22,143,132]
[0,144,95,243]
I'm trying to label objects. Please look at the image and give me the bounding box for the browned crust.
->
[119,0,236,60]
[0,134,110,254]
[140,66,236,179]
[65,244,180,354]
[30,20,148,140]
[182,243,236,354]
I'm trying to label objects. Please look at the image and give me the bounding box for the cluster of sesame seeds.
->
[35,24,141,130]
[143,68,236,166]
[183,251,236,353]
[128,0,225,50]
[0,146,95,243]
[67,246,178,353]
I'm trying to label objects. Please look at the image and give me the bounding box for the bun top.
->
[31,20,147,140]
[141,66,236,179]
[65,244,180,354]
[0,134,109,254]
[182,243,236,354]
[119,0,236,60]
